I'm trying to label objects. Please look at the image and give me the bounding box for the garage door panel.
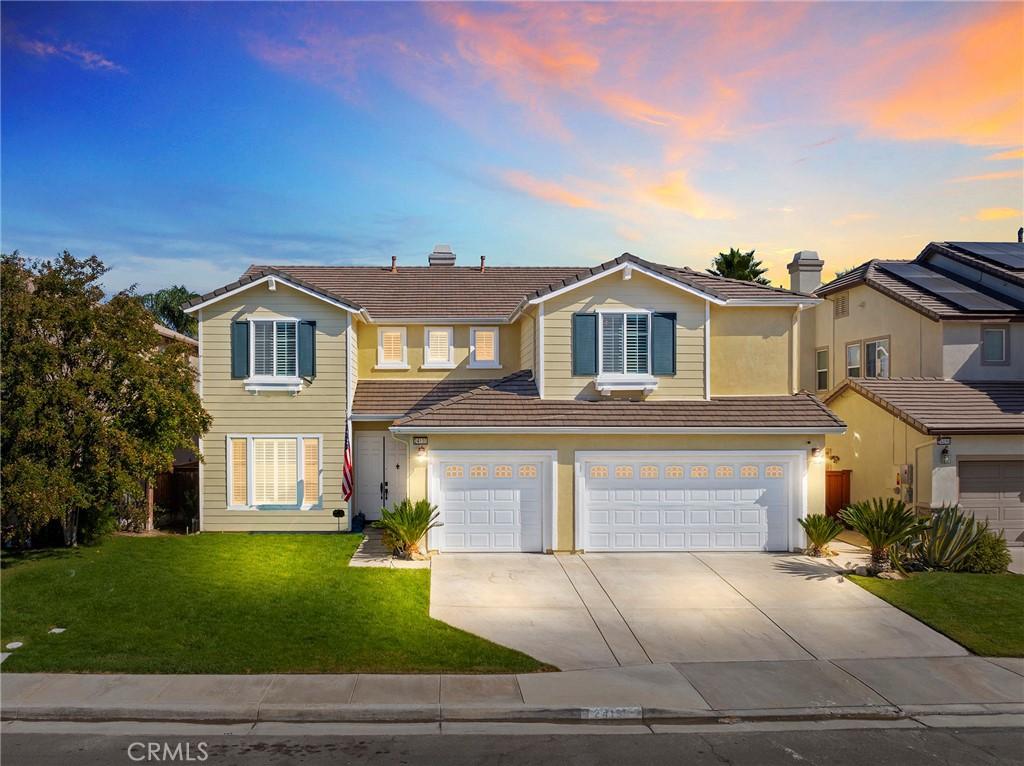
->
[958,460,1024,543]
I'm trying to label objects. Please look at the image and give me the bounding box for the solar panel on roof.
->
[946,242,1024,271]
[879,262,1019,312]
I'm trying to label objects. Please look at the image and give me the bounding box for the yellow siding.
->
[356,322,522,379]
[519,309,535,373]
[541,270,706,400]
[200,282,349,531]
[710,305,795,396]
[398,433,826,551]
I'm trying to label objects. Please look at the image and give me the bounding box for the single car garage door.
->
[577,452,801,552]
[430,452,552,552]
[959,460,1024,546]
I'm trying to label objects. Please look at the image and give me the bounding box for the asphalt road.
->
[3,726,1023,766]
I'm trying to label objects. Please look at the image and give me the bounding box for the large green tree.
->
[707,248,771,285]
[1,252,210,546]
[140,284,199,337]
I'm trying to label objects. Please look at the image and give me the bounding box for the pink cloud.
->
[13,35,126,73]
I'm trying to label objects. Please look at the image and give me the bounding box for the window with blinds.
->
[600,313,649,374]
[470,327,499,367]
[303,438,320,505]
[425,327,453,365]
[378,327,406,367]
[601,314,624,373]
[230,438,248,506]
[252,320,297,377]
[253,438,297,505]
[228,435,321,508]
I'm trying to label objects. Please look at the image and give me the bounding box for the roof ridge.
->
[797,390,846,426]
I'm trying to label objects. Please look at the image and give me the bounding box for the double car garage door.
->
[431,451,797,553]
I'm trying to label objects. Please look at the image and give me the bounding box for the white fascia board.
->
[527,262,729,306]
[370,316,510,325]
[350,413,403,421]
[723,298,822,307]
[391,425,846,435]
[184,275,362,316]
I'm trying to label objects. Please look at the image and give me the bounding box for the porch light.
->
[941,446,951,465]
[417,445,427,461]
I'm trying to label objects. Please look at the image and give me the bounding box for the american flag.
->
[342,425,354,502]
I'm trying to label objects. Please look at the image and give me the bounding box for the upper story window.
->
[864,338,890,378]
[846,343,861,378]
[423,327,454,369]
[377,327,408,369]
[981,326,1009,365]
[600,312,649,375]
[233,318,314,392]
[815,348,829,391]
[252,320,297,377]
[469,327,500,368]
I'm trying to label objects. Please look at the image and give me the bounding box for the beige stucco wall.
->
[929,435,1024,510]
[395,433,826,552]
[356,321,522,379]
[710,305,795,395]
[942,322,1024,380]
[541,271,706,400]
[199,282,349,531]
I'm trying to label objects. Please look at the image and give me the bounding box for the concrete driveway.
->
[429,549,968,671]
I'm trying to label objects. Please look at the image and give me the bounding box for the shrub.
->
[912,505,987,571]
[961,529,1012,574]
[840,498,929,573]
[373,499,443,559]
[798,514,844,557]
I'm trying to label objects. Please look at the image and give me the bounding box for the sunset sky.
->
[2,2,1022,294]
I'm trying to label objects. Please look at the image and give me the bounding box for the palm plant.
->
[914,505,988,571]
[707,248,771,285]
[839,498,929,573]
[373,499,443,559]
[798,514,844,557]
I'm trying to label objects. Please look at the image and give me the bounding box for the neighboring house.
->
[184,245,845,552]
[798,241,1024,545]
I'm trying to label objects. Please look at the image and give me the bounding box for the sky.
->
[2,1,1022,294]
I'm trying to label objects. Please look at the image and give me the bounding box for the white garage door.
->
[577,452,800,552]
[431,452,551,552]
[959,460,1024,546]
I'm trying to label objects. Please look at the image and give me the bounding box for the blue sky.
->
[2,2,1021,294]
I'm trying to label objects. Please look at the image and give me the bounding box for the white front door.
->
[354,432,408,520]
[577,451,802,552]
[431,452,553,552]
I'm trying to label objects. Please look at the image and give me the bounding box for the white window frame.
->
[422,326,455,369]
[595,309,656,393]
[845,342,861,379]
[246,318,301,392]
[815,347,829,391]
[981,326,1009,365]
[376,326,409,370]
[225,434,323,511]
[469,326,501,369]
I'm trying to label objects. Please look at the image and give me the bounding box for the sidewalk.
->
[3,656,1022,727]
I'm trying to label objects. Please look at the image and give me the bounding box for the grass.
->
[852,571,1024,657]
[1,534,549,674]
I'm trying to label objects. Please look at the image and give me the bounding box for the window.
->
[615,465,634,479]
[377,327,407,369]
[715,466,734,478]
[590,465,609,478]
[690,466,709,478]
[834,293,850,319]
[227,435,321,509]
[665,465,684,479]
[865,338,890,378]
[519,464,538,479]
[740,465,759,478]
[423,327,454,368]
[494,464,513,478]
[846,343,861,378]
[469,327,500,368]
[600,312,649,375]
[765,465,784,478]
[815,348,829,391]
[252,320,297,377]
[470,464,489,478]
[981,326,1009,365]
[445,465,464,479]
[640,465,659,479]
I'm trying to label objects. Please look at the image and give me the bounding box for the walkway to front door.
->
[429,548,967,671]
[354,432,408,520]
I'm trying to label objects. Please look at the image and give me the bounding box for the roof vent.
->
[429,244,456,267]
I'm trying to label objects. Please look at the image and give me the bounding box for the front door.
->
[354,432,408,520]
[825,470,851,518]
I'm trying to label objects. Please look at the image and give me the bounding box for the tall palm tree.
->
[140,285,199,337]
[707,248,771,285]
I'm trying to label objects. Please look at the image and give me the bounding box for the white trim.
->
[373,315,510,325]
[595,309,653,387]
[537,303,545,398]
[469,326,501,368]
[197,437,204,532]
[184,274,360,315]
[225,433,323,511]
[392,425,846,435]
[427,449,557,552]
[197,309,204,532]
[528,261,728,306]
[350,413,403,421]
[721,299,821,307]
[248,317,299,382]
[376,326,408,369]
[422,326,455,369]
[704,301,711,400]
[197,308,204,399]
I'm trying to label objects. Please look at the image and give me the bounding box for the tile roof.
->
[826,378,1024,435]
[351,378,500,417]
[391,371,845,432]
[185,267,364,313]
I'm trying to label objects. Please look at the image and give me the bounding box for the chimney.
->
[390,255,398,273]
[428,244,456,266]
[787,250,824,294]
[480,255,486,272]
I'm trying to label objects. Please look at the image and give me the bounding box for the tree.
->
[140,285,199,337]
[1,252,211,546]
[707,248,771,285]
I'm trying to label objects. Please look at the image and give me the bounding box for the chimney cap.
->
[787,250,824,272]
[429,244,456,266]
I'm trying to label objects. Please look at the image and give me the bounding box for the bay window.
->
[227,435,321,509]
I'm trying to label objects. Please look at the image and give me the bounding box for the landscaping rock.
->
[876,571,906,580]
[5,642,23,650]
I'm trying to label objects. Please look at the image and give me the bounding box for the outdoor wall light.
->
[941,446,951,465]
[416,445,427,460]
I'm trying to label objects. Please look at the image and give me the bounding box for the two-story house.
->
[184,246,845,553]
[793,241,1024,545]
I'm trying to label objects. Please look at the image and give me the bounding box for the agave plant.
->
[839,498,929,573]
[798,514,845,557]
[914,505,988,571]
[373,499,443,559]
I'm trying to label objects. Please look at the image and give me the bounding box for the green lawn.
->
[852,572,1024,657]
[1,534,549,674]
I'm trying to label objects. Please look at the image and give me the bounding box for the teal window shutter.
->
[298,320,316,378]
[651,312,676,375]
[231,321,249,379]
[572,313,598,376]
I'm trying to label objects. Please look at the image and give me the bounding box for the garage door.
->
[577,452,799,552]
[959,460,1024,545]
[431,453,551,552]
